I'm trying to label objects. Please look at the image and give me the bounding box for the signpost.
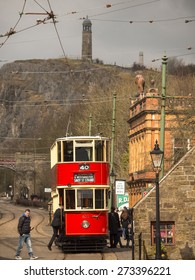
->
[116,193,129,210]
[115,180,125,195]
[44,188,51,193]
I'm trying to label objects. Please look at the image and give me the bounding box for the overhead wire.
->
[46,0,66,58]
[152,51,195,62]
[81,0,160,19]
[61,0,137,16]
[0,94,131,108]
[0,0,27,48]
[90,15,195,24]
[0,0,66,59]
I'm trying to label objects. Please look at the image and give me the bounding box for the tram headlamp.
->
[82,220,90,229]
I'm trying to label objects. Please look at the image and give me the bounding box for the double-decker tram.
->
[50,135,111,252]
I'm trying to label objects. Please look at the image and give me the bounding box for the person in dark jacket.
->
[47,205,64,251]
[120,207,133,247]
[108,206,121,248]
[15,209,38,260]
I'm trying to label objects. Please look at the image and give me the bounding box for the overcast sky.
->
[0,0,195,68]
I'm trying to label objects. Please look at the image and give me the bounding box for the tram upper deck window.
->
[57,142,61,162]
[95,140,103,161]
[63,141,73,162]
[106,141,109,162]
[76,147,92,161]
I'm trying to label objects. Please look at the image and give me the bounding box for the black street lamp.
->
[110,168,116,208]
[150,140,164,260]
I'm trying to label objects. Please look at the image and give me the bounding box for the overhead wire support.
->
[0,0,27,48]
[0,0,66,59]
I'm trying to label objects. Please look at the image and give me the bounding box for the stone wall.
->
[133,146,195,260]
[14,152,50,200]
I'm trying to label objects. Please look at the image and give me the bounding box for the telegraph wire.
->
[90,15,195,24]
[5,95,194,109]
[152,51,195,62]
[81,0,160,19]
[10,66,108,74]
[61,0,137,16]
[0,96,131,108]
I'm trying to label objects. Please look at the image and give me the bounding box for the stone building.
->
[127,82,194,207]
[82,16,92,60]
[133,146,195,260]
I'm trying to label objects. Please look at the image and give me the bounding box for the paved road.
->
[0,198,132,260]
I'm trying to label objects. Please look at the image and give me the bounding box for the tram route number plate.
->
[74,173,94,183]
[79,164,90,170]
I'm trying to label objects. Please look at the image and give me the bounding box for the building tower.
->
[82,16,92,60]
[139,51,144,66]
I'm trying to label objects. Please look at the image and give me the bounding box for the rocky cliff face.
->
[0,59,131,152]
[0,58,133,196]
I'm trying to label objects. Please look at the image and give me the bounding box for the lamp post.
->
[110,168,116,208]
[150,140,164,260]
[33,137,42,195]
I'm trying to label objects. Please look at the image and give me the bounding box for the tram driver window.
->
[77,190,93,209]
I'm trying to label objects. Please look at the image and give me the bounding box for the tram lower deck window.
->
[95,189,104,209]
[77,189,93,208]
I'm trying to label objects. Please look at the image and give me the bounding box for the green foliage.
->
[150,243,168,260]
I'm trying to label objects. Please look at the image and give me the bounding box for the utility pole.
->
[160,54,168,178]
[110,92,116,172]
[89,114,92,136]
[110,92,117,208]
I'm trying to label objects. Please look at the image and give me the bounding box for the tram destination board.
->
[74,173,94,183]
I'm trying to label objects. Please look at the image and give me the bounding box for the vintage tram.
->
[50,135,111,252]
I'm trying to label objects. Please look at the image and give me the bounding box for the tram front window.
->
[77,189,93,208]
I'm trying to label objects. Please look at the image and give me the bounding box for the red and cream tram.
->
[50,135,111,252]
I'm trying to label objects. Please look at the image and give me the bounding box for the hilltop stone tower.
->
[139,51,144,66]
[82,16,92,60]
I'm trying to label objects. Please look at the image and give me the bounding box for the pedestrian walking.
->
[47,204,64,251]
[15,208,38,260]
